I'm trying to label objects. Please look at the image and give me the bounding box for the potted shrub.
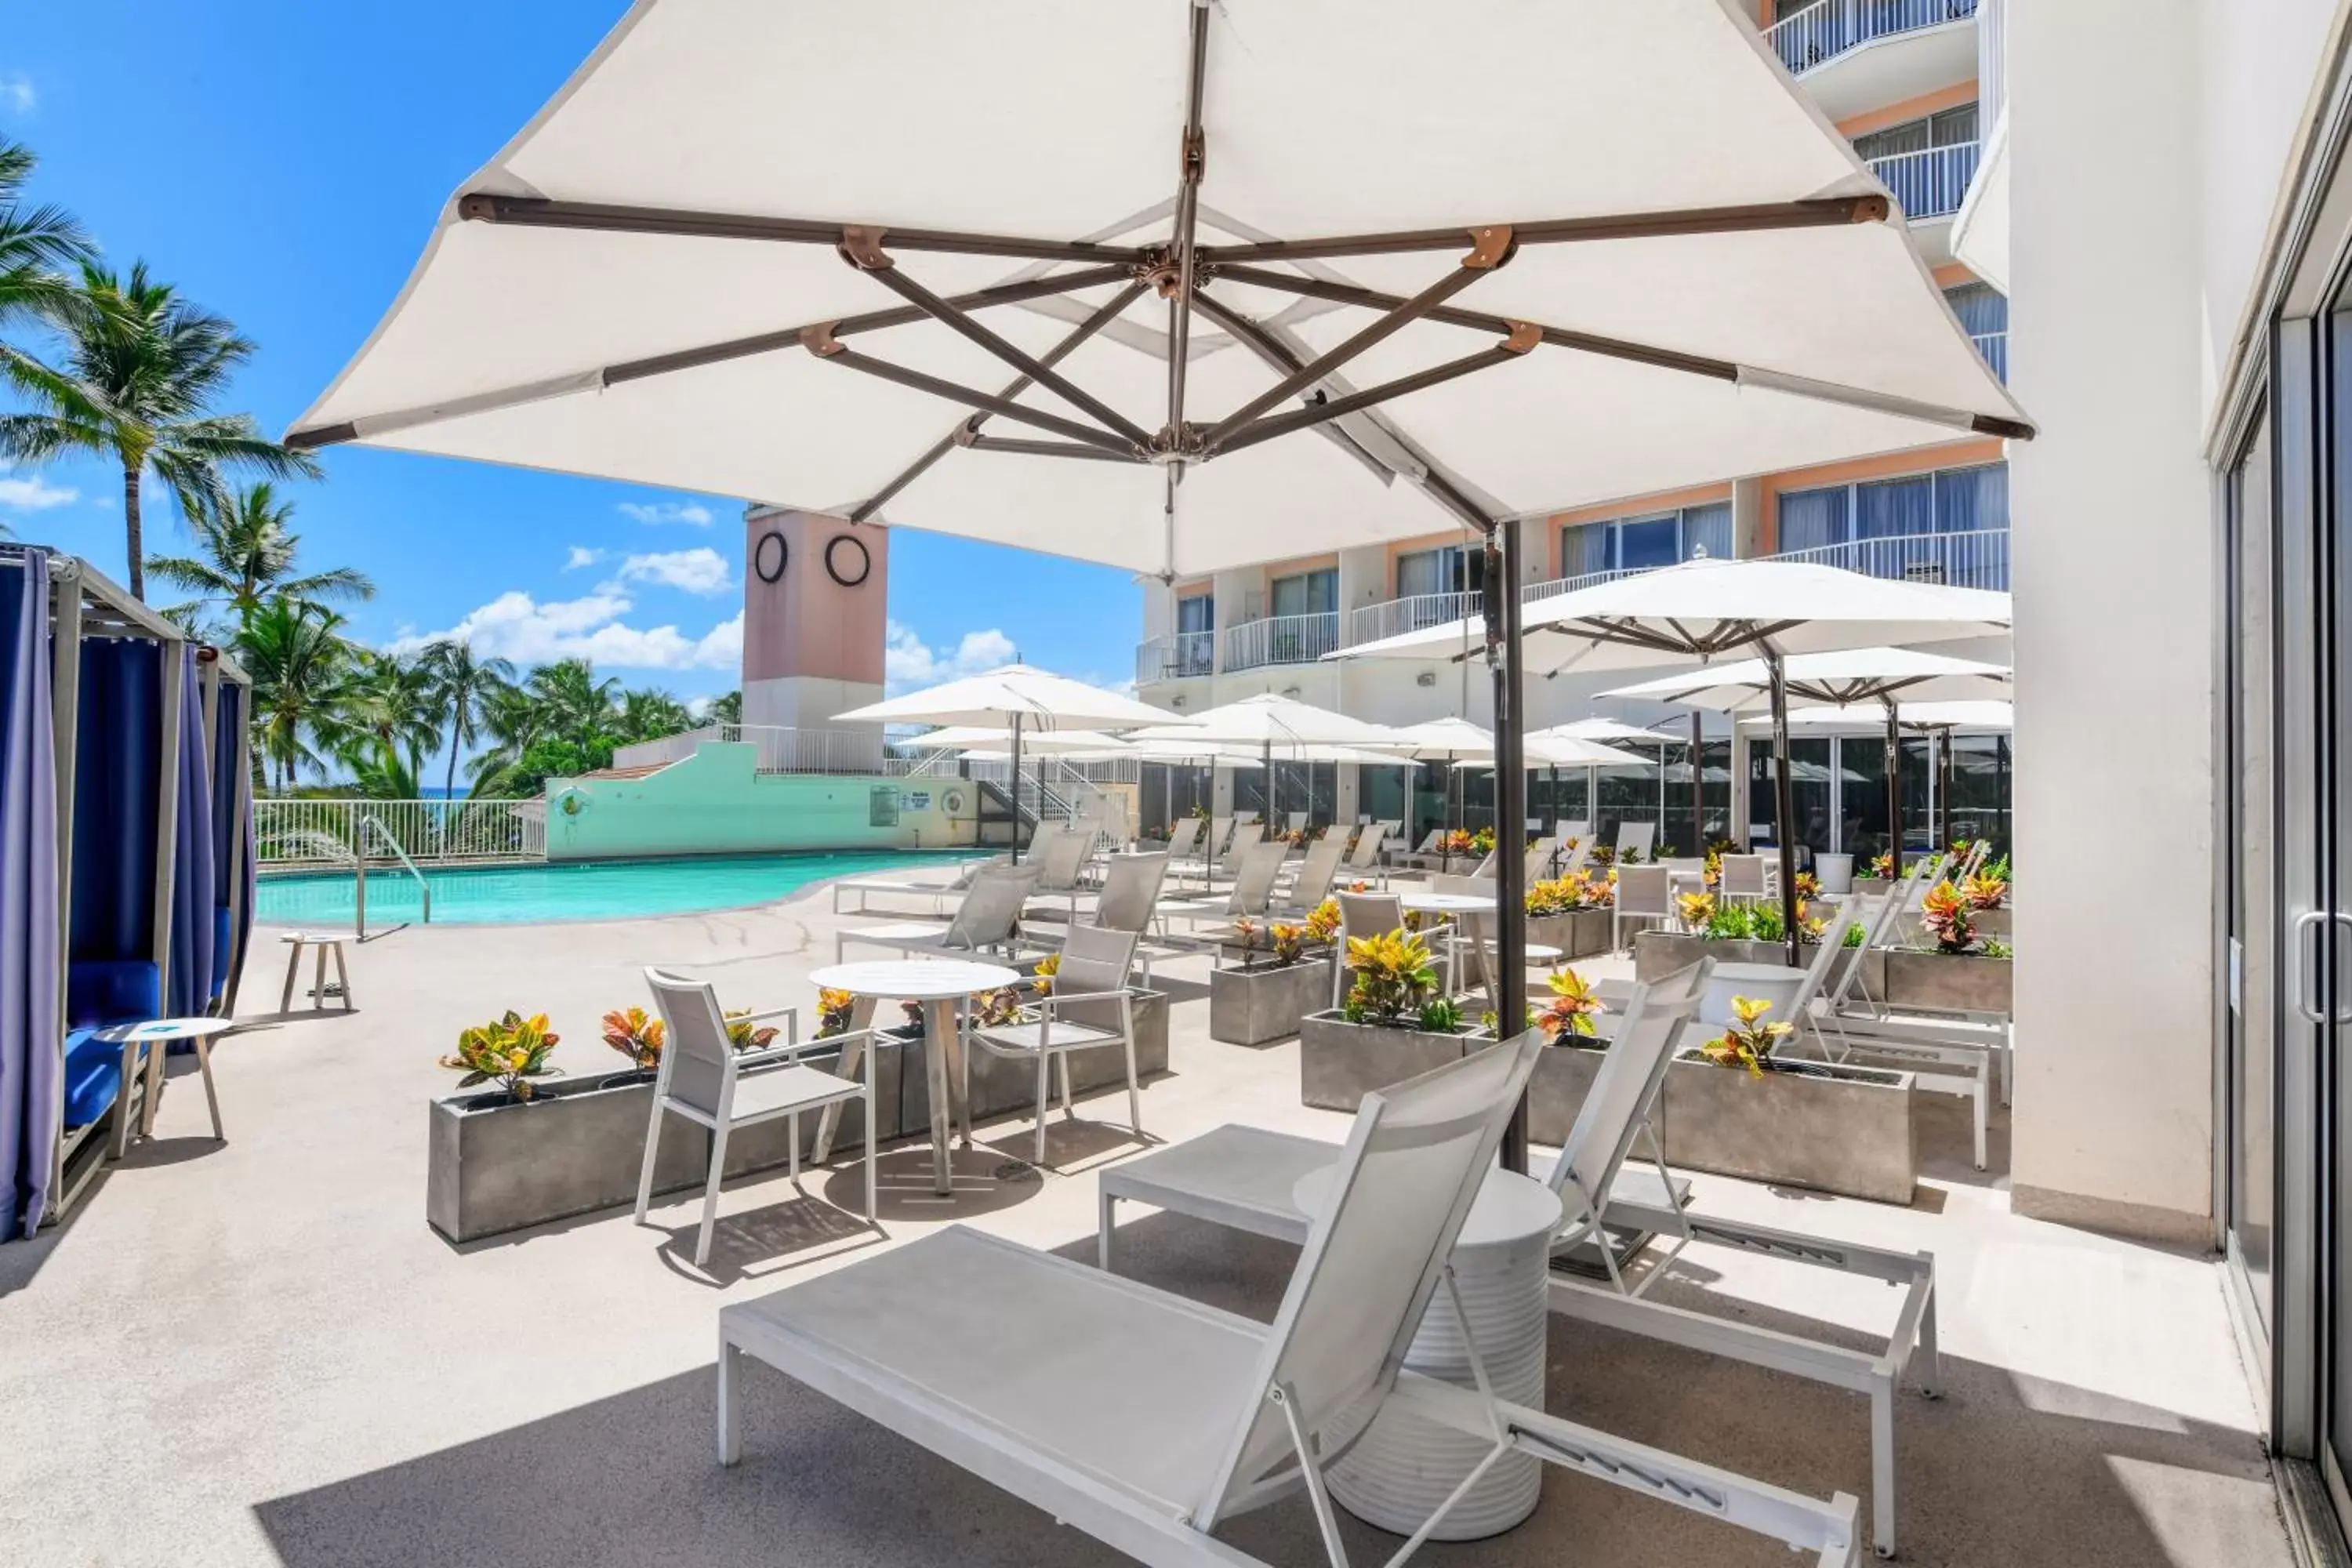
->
[1660,995,1918,1204]
[1962,862,2012,937]
[1633,895,1835,982]
[1867,880,2014,1014]
[1523,967,1614,1145]
[1210,912,1336,1046]
[1300,928,1490,1112]
[427,1008,713,1243]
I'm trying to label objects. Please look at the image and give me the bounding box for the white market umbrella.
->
[290,0,2032,1166]
[1539,717,1675,745]
[1747,699,2015,848]
[1129,693,1400,826]
[1344,558,2013,956]
[1602,646,2010,875]
[1361,717,1497,846]
[1530,716,1686,846]
[837,665,1179,861]
[916,724,1134,753]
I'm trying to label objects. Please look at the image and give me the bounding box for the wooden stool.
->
[279,932,355,1012]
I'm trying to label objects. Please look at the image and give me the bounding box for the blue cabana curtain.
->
[70,639,162,966]
[167,648,214,1018]
[0,552,60,1240]
[211,683,250,1004]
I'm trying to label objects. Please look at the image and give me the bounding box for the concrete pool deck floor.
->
[0,869,2293,1567]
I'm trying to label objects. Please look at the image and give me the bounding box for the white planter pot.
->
[1815,852,1855,895]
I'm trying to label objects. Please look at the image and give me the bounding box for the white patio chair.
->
[1025,826,1095,920]
[636,968,877,1268]
[965,924,1146,1168]
[1523,836,1557,883]
[1274,833,1348,918]
[1559,822,1595,876]
[835,864,1041,962]
[1158,838,1289,933]
[1330,888,1406,1009]
[829,854,1000,916]
[1718,852,1779,906]
[1341,822,1389,887]
[1161,816,1206,884]
[1613,864,1674,953]
[721,1034,1866,1568]
[1613,819,1656,862]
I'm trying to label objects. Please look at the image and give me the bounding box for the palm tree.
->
[706,689,742,726]
[418,640,514,803]
[0,137,92,361]
[238,597,351,791]
[0,262,319,598]
[147,481,374,623]
[525,658,622,746]
[338,650,440,781]
[618,687,692,743]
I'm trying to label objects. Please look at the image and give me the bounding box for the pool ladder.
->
[356,814,432,938]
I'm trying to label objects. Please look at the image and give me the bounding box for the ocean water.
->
[254,849,963,927]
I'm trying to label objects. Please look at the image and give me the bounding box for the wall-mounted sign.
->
[825,532,872,587]
[753,529,789,584]
[906,791,931,811]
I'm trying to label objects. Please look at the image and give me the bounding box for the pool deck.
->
[0,866,2292,1568]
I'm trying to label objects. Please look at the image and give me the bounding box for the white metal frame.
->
[965,925,1145,1167]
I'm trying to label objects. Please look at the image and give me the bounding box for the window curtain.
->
[1943,283,2007,336]
[1682,503,1733,561]
[167,648,215,1019]
[0,552,58,1240]
[1936,463,2008,532]
[1857,474,1936,539]
[1396,549,1447,599]
[1559,523,1610,577]
[1777,486,1848,554]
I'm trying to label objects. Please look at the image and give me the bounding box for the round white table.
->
[1398,892,1563,997]
[1297,1163,1563,1540]
[91,1017,235,1142]
[807,958,1019,1197]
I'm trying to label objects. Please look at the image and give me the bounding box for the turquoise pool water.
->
[255,850,964,927]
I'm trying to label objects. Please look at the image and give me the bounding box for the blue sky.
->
[0,1,1142,701]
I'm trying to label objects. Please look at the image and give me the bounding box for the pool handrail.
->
[356,814,432,937]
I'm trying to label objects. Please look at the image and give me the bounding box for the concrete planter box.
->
[1210,959,1335,1046]
[1527,909,1613,962]
[898,990,1171,1132]
[1299,1010,1493,1113]
[1853,876,1894,902]
[1661,1054,1917,1204]
[1634,931,1788,982]
[1526,1043,1604,1148]
[1870,949,2014,1014]
[427,1071,706,1243]
[1971,907,2013,938]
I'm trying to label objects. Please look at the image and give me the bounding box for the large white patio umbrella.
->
[1747,699,2016,851]
[1530,717,1686,848]
[1602,647,2011,875]
[1128,693,1399,826]
[288,0,2031,1168]
[1344,559,2013,957]
[837,664,1179,860]
[911,724,1135,753]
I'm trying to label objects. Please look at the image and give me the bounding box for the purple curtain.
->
[0,552,60,1240]
[167,648,215,1018]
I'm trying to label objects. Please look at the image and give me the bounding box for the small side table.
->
[279,932,355,1013]
[92,1017,235,1142]
[1301,1164,1563,1540]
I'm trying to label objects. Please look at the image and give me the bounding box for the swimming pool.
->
[254,850,966,927]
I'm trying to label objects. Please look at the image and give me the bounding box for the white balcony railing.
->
[1348,590,1482,647]
[1225,611,1339,671]
[1870,142,1981,221]
[1767,0,1979,76]
[1136,628,1216,684]
[1768,527,2009,590]
[1518,564,1646,606]
[1972,331,2007,383]
[256,797,546,869]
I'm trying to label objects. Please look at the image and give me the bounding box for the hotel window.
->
[1269,567,1338,619]
[1395,544,1481,599]
[1777,463,2009,553]
[1852,103,1980,162]
[1559,501,1733,577]
[1176,593,1214,635]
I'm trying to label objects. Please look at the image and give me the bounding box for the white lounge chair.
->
[835,864,1040,963]
[1613,819,1657,862]
[1273,834,1348,918]
[1391,827,1446,872]
[1161,816,1207,886]
[721,1033,1865,1568]
[1340,822,1388,888]
[829,854,1000,916]
[965,924,1148,1168]
[636,969,876,1268]
[1283,810,1309,834]
[1158,838,1289,934]
[1101,960,1929,1559]
[1613,864,1674,953]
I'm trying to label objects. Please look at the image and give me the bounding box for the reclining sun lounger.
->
[1098,959,1931,1559]
[720,1033,1864,1568]
[834,864,1040,963]
[829,853,1000,916]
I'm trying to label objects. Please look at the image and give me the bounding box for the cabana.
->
[0,546,254,1239]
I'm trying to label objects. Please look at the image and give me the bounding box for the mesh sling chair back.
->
[1342,822,1388,880]
[1330,889,1406,1009]
[1717,853,1779,904]
[637,968,877,1267]
[1613,864,1674,953]
[837,864,1042,963]
[1614,820,1657,862]
[1281,834,1349,916]
[967,924,1147,1167]
[1163,815,1205,867]
[1094,851,1173,934]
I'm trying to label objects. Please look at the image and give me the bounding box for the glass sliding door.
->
[2225,405,2278,1352]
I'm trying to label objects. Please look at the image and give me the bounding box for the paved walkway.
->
[0,873,2291,1567]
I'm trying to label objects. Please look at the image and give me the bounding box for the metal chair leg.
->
[331,942,354,1010]
[279,940,301,1013]
[1034,1051,1051,1168]
[193,1038,224,1140]
[633,1099,665,1225]
[695,1120,732,1267]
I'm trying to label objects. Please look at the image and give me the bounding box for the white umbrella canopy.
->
[1127,692,1398,750]
[290,0,2028,578]
[914,724,1134,753]
[834,664,1178,729]
[1539,717,1676,745]
[1365,716,1497,760]
[1744,699,2016,733]
[1459,734,1652,768]
[1598,646,2012,711]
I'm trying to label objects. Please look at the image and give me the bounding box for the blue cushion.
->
[65,960,161,1030]
[62,1029,122,1129]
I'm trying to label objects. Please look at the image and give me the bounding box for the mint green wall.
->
[543,744,980,862]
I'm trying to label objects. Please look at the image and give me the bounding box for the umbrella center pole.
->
[1886,703,1902,880]
[1766,652,1802,967]
[1483,524,1530,1174]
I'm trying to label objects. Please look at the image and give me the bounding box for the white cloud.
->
[563,546,606,571]
[617,500,714,528]
[387,589,739,672]
[0,76,35,116]
[884,620,1018,693]
[615,546,731,595]
[0,465,77,512]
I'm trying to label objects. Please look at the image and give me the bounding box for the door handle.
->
[2296,909,2328,1024]
[2332,912,2352,1025]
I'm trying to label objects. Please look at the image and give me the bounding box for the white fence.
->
[1225,610,1341,671]
[1869,142,1981,221]
[1348,590,1482,648]
[1769,527,2009,590]
[610,723,906,775]
[255,797,546,869]
[1766,0,1978,75]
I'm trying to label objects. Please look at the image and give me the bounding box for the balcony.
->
[1134,629,1215,685]
[1869,141,1980,222]
[1225,610,1338,671]
[1767,0,1981,122]
[1347,589,1481,647]
[1972,329,2007,382]
[1769,525,2009,590]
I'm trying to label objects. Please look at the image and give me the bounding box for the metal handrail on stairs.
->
[357,814,432,936]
